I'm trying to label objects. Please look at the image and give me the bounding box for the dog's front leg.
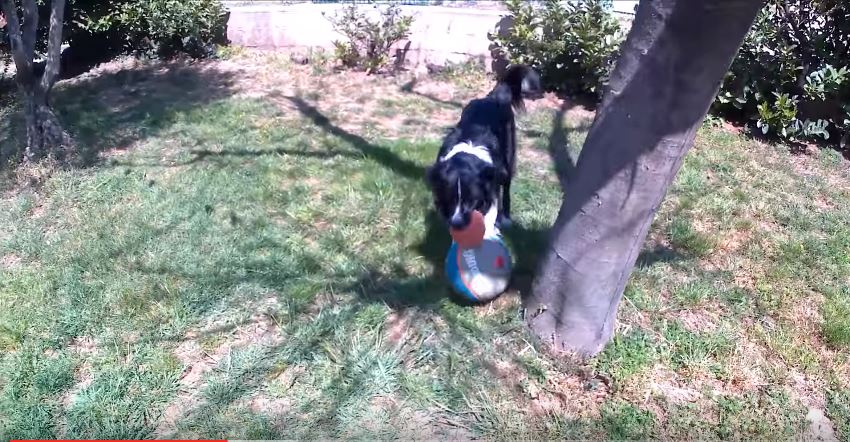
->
[498,182,512,229]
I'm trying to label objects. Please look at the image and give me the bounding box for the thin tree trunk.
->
[2,0,68,161]
[524,0,764,357]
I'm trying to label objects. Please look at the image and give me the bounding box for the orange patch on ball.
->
[449,210,486,248]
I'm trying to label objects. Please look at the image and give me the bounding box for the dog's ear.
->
[483,165,509,184]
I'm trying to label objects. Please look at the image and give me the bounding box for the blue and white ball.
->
[445,236,513,303]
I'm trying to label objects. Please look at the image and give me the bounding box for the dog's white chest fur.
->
[440,142,493,164]
[483,201,500,237]
[442,142,500,236]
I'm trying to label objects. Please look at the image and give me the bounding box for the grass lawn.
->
[1,50,850,440]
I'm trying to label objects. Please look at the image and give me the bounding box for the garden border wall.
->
[224,1,636,71]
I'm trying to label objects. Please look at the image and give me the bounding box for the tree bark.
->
[22,90,65,157]
[1,0,69,161]
[524,0,764,357]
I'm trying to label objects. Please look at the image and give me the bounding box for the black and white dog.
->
[426,64,542,235]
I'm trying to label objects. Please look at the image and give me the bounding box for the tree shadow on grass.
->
[76,73,692,439]
[227,95,683,308]
[279,95,425,181]
[635,244,685,268]
[1,60,237,170]
[113,115,450,322]
[281,94,463,308]
[49,63,687,320]
[399,78,464,109]
[546,100,582,190]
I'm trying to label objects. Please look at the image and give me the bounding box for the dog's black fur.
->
[426,64,542,230]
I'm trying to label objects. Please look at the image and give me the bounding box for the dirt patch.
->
[474,293,520,318]
[60,366,95,423]
[45,50,577,178]
[482,358,525,393]
[813,193,836,210]
[646,367,701,405]
[720,120,745,134]
[60,366,94,407]
[668,306,721,333]
[57,336,99,434]
[406,75,489,105]
[385,311,411,345]
[788,370,828,411]
[618,295,655,333]
[564,105,596,123]
[734,318,842,422]
[724,328,772,394]
[9,159,60,192]
[68,335,97,356]
[246,390,293,418]
[1,253,21,269]
[399,407,477,440]
[773,294,850,411]
[234,363,305,430]
[782,293,825,341]
[211,51,579,145]
[804,407,839,442]
[711,225,753,257]
[731,258,763,292]
[528,369,609,419]
[784,151,850,202]
[788,151,822,177]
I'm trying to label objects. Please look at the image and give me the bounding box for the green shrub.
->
[325,3,414,74]
[714,0,850,146]
[88,0,228,59]
[491,0,850,147]
[489,0,624,98]
[1,1,225,66]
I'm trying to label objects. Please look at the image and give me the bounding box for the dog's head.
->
[426,158,503,230]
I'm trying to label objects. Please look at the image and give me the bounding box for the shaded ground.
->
[1,49,849,440]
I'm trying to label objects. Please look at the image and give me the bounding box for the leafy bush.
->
[325,3,413,74]
[493,0,850,147]
[489,0,624,98]
[87,0,228,59]
[713,0,850,146]
[2,0,225,69]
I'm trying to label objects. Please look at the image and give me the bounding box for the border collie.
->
[426,64,542,235]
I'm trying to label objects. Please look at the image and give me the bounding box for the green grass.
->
[600,401,657,440]
[662,320,734,373]
[827,389,850,438]
[2,52,850,439]
[823,292,850,347]
[594,329,659,382]
[667,217,716,257]
[670,280,715,306]
[65,348,181,439]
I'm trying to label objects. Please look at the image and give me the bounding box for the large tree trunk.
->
[524,0,764,356]
[2,0,69,161]
[21,89,66,159]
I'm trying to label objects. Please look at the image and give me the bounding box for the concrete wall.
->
[224,1,636,70]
